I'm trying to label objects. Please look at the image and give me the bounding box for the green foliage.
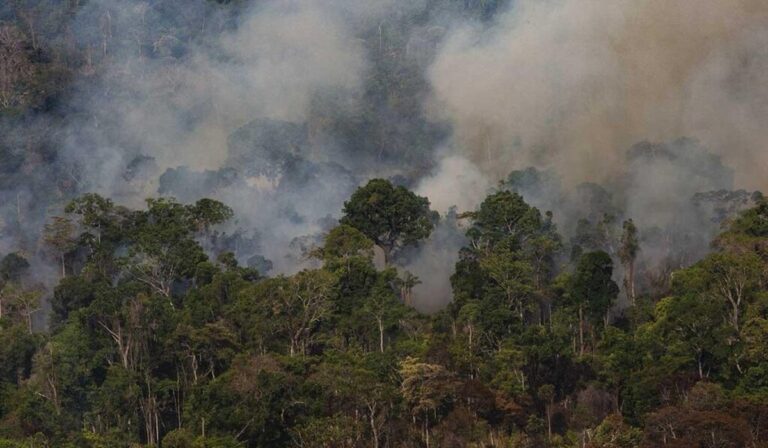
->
[589,414,641,448]
[450,190,563,359]
[341,179,436,263]
[571,251,619,329]
[0,191,768,447]
[463,190,543,250]
[2,0,766,445]
[0,254,29,284]
[728,198,768,237]
[315,224,374,266]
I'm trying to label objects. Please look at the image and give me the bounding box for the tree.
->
[643,386,753,447]
[314,224,375,272]
[650,295,729,379]
[538,384,555,441]
[64,193,117,245]
[699,252,761,333]
[0,305,39,385]
[395,271,420,306]
[173,321,239,385]
[588,414,642,448]
[43,216,76,278]
[188,198,235,234]
[0,252,29,284]
[0,283,42,334]
[265,270,336,356]
[724,198,768,238]
[462,190,542,254]
[365,271,405,353]
[457,301,481,354]
[312,355,397,448]
[480,240,534,322]
[455,190,560,331]
[619,219,639,305]
[399,357,458,448]
[570,251,619,354]
[341,179,436,265]
[526,211,563,292]
[125,198,232,299]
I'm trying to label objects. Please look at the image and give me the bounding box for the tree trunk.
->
[468,324,473,352]
[546,404,552,441]
[578,304,585,356]
[368,404,380,448]
[697,351,704,379]
[377,317,384,353]
[628,259,636,305]
[190,353,199,385]
[47,372,60,415]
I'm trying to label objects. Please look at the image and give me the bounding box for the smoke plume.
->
[429,0,768,189]
[2,0,766,312]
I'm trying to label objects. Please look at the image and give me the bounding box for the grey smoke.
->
[1,0,766,313]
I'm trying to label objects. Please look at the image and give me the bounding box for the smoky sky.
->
[430,0,768,189]
[1,0,765,311]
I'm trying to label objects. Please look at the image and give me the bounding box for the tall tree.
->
[701,253,761,333]
[264,269,336,356]
[570,251,619,354]
[125,198,232,299]
[480,240,534,322]
[462,190,543,254]
[0,252,29,284]
[618,219,639,305]
[399,357,458,448]
[456,191,561,330]
[43,216,76,278]
[341,179,436,265]
[365,271,404,353]
[1,282,42,334]
[314,224,375,273]
[677,252,762,333]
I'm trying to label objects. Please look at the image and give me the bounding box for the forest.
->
[2,0,768,447]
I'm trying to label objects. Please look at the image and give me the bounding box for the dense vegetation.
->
[0,179,766,447]
[2,0,768,447]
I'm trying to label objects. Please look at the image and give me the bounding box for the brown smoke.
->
[429,0,768,189]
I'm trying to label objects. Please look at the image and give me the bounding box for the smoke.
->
[429,0,768,190]
[401,210,466,313]
[415,153,491,215]
[62,0,368,190]
[49,0,408,273]
[413,0,768,304]
[2,0,767,312]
